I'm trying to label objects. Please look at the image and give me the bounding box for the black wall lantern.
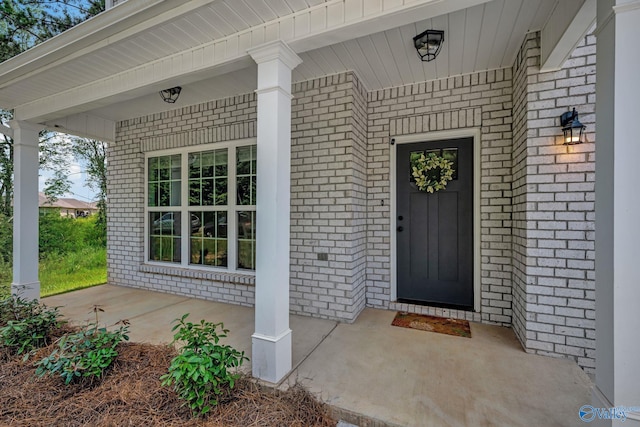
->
[159,86,182,103]
[413,29,445,62]
[560,108,586,145]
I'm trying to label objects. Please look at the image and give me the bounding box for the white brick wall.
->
[366,70,514,325]
[511,32,596,372]
[108,33,597,371]
[290,73,367,322]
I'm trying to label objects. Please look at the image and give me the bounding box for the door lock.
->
[397,226,404,232]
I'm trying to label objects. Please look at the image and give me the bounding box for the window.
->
[146,141,256,272]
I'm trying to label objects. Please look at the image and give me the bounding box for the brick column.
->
[9,120,41,301]
[248,41,301,383]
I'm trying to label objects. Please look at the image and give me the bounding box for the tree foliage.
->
[0,1,105,216]
[0,0,104,63]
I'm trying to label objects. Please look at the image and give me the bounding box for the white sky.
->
[38,158,98,202]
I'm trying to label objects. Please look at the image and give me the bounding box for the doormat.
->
[391,312,471,338]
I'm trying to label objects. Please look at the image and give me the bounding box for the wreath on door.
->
[411,152,454,193]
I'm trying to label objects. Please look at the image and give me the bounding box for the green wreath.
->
[411,152,454,193]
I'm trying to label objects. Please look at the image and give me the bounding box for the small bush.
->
[0,296,62,356]
[161,314,248,417]
[35,322,129,385]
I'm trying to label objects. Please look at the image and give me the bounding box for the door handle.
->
[397,226,404,232]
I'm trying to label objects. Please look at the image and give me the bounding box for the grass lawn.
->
[0,247,107,297]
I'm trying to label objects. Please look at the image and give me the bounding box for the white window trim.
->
[144,137,257,275]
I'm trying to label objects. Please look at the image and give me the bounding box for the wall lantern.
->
[413,29,445,62]
[159,86,182,103]
[560,108,586,145]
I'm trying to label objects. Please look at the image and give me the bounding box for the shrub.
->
[160,314,248,417]
[0,296,62,356]
[35,322,129,385]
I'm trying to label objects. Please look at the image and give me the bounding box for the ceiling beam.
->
[44,113,116,143]
[540,0,596,72]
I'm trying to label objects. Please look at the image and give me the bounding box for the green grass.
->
[0,247,107,298]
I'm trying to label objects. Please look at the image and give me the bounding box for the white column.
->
[247,41,301,383]
[9,120,41,301]
[593,1,640,425]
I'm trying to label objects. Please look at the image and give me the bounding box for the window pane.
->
[189,180,200,206]
[237,176,251,205]
[238,211,256,270]
[216,178,228,205]
[149,211,181,263]
[188,153,200,178]
[236,145,256,206]
[442,148,459,180]
[188,148,227,207]
[148,183,158,207]
[190,210,227,267]
[148,154,181,207]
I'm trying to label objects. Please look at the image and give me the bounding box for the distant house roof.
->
[38,193,97,211]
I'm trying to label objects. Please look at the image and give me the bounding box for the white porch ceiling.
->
[89,0,556,122]
[0,0,584,139]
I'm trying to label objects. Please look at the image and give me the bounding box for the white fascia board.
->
[0,0,220,90]
[14,0,490,123]
[540,0,596,72]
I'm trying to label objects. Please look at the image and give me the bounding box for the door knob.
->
[397,226,404,232]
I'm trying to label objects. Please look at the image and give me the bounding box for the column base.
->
[251,329,292,384]
[11,281,40,301]
[589,385,640,427]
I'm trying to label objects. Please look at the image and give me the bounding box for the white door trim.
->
[390,128,481,312]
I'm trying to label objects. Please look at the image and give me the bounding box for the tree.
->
[0,0,104,213]
[72,138,107,234]
[0,0,104,63]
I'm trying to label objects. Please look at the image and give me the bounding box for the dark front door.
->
[396,138,474,309]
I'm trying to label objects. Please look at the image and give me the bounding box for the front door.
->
[396,138,474,309]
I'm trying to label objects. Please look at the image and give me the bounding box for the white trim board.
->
[390,128,482,312]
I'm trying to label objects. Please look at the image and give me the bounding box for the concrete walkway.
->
[45,285,593,427]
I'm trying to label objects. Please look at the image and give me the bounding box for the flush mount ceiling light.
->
[560,108,586,145]
[413,29,445,62]
[159,86,182,103]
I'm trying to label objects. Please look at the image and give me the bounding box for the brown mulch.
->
[0,335,335,427]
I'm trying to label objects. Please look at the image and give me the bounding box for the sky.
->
[38,160,98,202]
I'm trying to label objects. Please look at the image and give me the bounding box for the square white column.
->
[247,41,301,383]
[9,120,41,301]
[594,1,640,425]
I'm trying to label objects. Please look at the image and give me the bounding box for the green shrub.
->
[35,322,129,385]
[0,296,62,356]
[160,314,248,417]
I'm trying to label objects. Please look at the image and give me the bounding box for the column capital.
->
[247,40,302,70]
[8,120,42,133]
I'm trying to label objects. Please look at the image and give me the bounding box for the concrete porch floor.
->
[44,285,593,427]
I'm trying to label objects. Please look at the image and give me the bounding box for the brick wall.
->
[510,32,596,372]
[366,71,514,324]
[289,72,367,322]
[109,96,259,306]
[108,35,597,371]
[110,74,368,322]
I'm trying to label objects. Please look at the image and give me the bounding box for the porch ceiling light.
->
[560,108,586,145]
[413,29,445,62]
[159,86,182,103]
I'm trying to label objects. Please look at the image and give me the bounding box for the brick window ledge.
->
[139,264,255,287]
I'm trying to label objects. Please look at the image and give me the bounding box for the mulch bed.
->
[0,328,335,427]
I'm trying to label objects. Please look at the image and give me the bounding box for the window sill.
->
[140,264,255,287]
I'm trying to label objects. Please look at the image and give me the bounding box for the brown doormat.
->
[391,311,471,338]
